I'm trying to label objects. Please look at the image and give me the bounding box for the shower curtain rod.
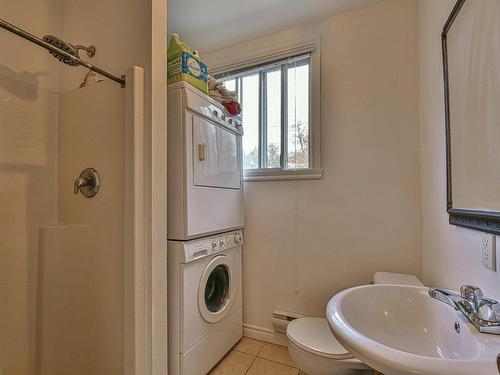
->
[0,18,126,87]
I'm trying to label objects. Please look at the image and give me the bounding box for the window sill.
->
[243,168,323,182]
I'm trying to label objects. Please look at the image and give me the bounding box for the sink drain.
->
[454,321,460,333]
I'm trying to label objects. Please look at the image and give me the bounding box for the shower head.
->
[42,35,95,66]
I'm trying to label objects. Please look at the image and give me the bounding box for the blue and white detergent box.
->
[181,51,208,81]
[168,34,209,94]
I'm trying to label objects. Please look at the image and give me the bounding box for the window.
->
[218,53,321,180]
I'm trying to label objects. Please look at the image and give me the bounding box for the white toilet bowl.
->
[287,317,372,375]
[287,272,423,375]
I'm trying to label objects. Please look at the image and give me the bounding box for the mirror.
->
[443,0,500,233]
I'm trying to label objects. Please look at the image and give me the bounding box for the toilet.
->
[286,272,424,375]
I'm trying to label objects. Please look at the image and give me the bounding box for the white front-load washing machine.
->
[168,230,243,375]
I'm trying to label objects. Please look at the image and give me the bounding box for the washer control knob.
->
[213,110,219,117]
[211,241,217,250]
[219,239,225,247]
[234,232,242,245]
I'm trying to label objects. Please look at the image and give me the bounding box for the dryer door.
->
[198,255,234,323]
[192,115,241,190]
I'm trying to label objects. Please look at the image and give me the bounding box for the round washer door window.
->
[198,255,233,323]
[205,264,230,312]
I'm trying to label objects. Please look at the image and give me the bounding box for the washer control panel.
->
[184,230,243,263]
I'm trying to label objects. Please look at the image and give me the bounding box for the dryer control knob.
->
[211,241,217,250]
[234,233,242,245]
[219,239,225,247]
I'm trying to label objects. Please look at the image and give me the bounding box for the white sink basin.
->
[326,285,500,375]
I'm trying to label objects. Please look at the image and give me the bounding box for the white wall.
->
[419,0,500,300]
[204,0,421,333]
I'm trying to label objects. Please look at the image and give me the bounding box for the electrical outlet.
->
[482,234,496,271]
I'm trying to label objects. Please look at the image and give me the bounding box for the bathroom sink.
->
[326,285,500,375]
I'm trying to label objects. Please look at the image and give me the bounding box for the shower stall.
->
[0,3,166,374]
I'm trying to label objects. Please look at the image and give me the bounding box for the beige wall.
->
[41,82,125,375]
[1,0,62,92]
[58,0,150,92]
[0,1,60,373]
[204,0,421,333]
[1,0,150,93]
[419,0,500,300]
[1,1,165,373]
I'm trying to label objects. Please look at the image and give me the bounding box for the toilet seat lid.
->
[286,317,354,360]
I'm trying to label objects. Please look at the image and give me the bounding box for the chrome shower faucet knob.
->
[74,168,100,198]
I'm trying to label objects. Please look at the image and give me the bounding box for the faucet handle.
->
[482,297,499,305]
[74,177,90,194]
[73,168,100,198]
[477,298,500,322]
[461,285,483,310]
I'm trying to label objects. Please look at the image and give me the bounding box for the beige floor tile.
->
[233,337,266,356]
[258,342,297,367]
[208,350,255,375]
[247,358,299,375]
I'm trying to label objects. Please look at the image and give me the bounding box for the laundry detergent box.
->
[168,34,208,94]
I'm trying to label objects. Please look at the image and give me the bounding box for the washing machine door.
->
[198,255,233,323]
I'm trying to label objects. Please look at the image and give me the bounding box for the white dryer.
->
[168,230,243,375]
[167,82,244,240]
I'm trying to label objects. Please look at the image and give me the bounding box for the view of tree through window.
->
[219,54,310,171]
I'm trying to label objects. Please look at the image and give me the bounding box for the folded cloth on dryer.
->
[208,88,223,102]
[208,75,238,102]
[207,75,241,115]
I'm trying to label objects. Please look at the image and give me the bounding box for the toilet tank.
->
[373,272,423,286]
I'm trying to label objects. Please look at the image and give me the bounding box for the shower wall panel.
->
[0,78,58,375]
[37,81,125,375]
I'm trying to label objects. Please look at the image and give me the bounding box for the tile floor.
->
[209,337,305,375]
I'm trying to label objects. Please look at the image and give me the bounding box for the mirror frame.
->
[442,0,500,235]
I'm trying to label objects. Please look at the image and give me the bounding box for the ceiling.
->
[168,0,381,52]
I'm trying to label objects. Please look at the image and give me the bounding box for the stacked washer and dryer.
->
[167,81,245,375]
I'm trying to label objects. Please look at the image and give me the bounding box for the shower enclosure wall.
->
[0,1,167,374]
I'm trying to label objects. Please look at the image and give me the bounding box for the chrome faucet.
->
[73,168,100,198]
[429,285,500,335]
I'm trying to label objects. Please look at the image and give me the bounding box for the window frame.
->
[212,41,322,181]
